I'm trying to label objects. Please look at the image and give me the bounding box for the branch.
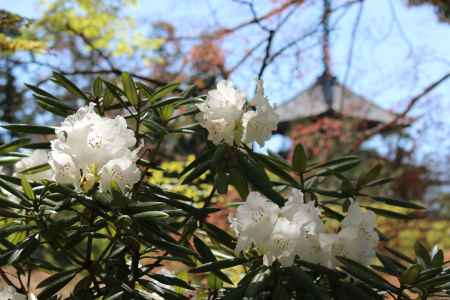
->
[66,24,116,71]
[266,24,323,66]
[257,30,275,79]
[228,38,266,74]
[174,0,303,41]
[339,0,364,109]
[351,72,450,150]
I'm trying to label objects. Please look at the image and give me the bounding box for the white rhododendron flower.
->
[49,151,81,188]
[52,103,135,169]
[0,286,27,300]
[49,103,141,192]
[197,80,278,146]
[197,80,246,145]
[230,191,280,254]
[242,81,279,146]
[14,150,53,181]
[282,189,323,234]
[231,189,378,268]
[263,217,298,267]
[99,153,141,192]
[295,231,328,265]
[331,202,379,266]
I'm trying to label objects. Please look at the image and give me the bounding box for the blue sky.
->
[1,0,450,167]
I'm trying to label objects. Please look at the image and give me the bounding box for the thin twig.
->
[339,0,364,110]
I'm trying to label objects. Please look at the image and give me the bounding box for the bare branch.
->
[352,72,450,150]
[339,0,364,109]
[228,38,266,74]
[257,30,276,79]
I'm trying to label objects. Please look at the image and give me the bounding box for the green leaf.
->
[204,222,236,250]
[337,257,399,293]
[51,72,90,101]
[18,163,51,176]
[316,159,360,176]
[273,284,290,300]
[104,291,124,300]
[384,246,415,264]
[22,142,51,150]
[9,235,40,264]
[0,177,30,204]
[190,257,247,273]
[375,253,402,276]
[415,241,431,267]
[143,119,169,135]
[365,177,394,187]
[292,143,307,173]
[121,72,139,107]
[0,224,36,239]
[132,211,170,220]
[367,195,424,210]
[363,206,417,220]
[289,267,324,299]
[180,148,214,177]
[237,153,285,206]
[357,164,382,187]
[36,94,75,117]
[25,83,58,100]
[111,180,128,208]
[145,83,179,103]
[207,273,223,290]
[103,80,131,111]
[149,96,184,111]
[93,76,104,98]
[37,269,79,299]
[215,171,229,194]
[309,188,346,198]
[139,278,189,300]
[400,264,421,285]
[0,194,25,209]
[194,236,216,262]
[0,208,24,218]
[431,247,444,268]
[147,238,196,260]
[160,103,174,121]
[229,168,249,199]
[0,138,30,154]
[182,160,211,185]
[307,155,360,171]
[20,176,35,200]
[222,287,246,300]
[340,177,354,195]
[321,205,345,221]
[150,273,193,290]
[103,87,115,108]
[0,156,23,165]
[2,124,55,135]
[254,153,300,188]
[126,201,165,213]
[415,273,450,289]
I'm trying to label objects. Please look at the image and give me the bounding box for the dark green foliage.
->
[0,75,447,300]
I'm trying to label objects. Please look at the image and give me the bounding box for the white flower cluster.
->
[48,103,141,192]
[10,104,140,192]
[230,190,379,268]
[197,80,278,147]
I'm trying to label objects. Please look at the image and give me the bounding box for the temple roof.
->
[276,77,411,126]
